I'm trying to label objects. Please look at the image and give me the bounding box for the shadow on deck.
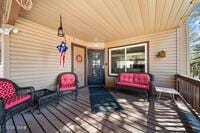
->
[5,87,198,133]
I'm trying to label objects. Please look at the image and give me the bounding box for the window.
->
[108,42,148,76]
[188,4,200,79]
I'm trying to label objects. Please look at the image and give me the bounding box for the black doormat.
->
[89,86,123,113]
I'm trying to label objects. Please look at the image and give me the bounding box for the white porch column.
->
[1,34,10,78]
[176,21,189,76]
[0,24,19,78]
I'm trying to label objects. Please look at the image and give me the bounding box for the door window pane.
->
[126,46,145,72]
[111,49,125,74]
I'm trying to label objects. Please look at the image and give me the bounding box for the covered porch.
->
[0,0,200,132]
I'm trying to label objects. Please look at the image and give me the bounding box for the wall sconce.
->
[157,50,166,58]
[0,24,19,35]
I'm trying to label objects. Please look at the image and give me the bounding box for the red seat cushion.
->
[60,74,76,85]
[60,85,76,92]
[132,74,150,85]
[119,73,134,83]
[5,95,31,110]
[116,82,149,90]
[0,81,16,100]
[59,74,76,92]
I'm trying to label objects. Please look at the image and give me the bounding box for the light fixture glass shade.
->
[57,26,64,37]
[57,15,64,37]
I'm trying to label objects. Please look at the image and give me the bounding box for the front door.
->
[88,49,105,85]
[72,43,86,88]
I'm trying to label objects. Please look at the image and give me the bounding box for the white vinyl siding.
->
[9,18,87,90]
[0,65,3,78]
[0,35,3,78]
[105,29,178,88]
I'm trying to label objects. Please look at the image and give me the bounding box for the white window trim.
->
[109,42,148,76]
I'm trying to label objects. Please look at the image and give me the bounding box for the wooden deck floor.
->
[6,87,195,133]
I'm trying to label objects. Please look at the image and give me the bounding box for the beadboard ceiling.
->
[20,0,193,42]
[0,0,3,24]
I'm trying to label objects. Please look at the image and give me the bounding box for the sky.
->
[189,3,200,46]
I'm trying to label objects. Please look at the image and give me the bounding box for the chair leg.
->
[57,93,62,104]
[58,93,60,105]
[30,107,33,113]
[0,106,6,133]
[74,90,78,101]
[114,85,118,93]
[56,95,59,105]
[147,90,151,101]
[1,122,6,133]
[24,101,33,113]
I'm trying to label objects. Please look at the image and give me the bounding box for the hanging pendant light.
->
[57,15,64,37]
[16,0,33,10]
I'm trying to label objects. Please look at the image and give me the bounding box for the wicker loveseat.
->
[0,78,34,133]
[115,73,154,99]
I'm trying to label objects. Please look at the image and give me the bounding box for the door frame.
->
[87,48,105,86]
[71,43,87,88]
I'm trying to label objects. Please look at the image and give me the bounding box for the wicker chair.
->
[0,78,34,133]
[56,72,79,101]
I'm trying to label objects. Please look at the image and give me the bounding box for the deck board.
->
[6,118,16,133]
[60,98,131,133]
[46,105,86,133]
[40,107,72,133]
[13,114,30,133]
[5,87,196,133]
[58,102,114,133]
[53,104,101,133]
[74,89,188,132]
[63,96,153,132]
[67,95,167,132]
[32,111,57,133]
[60,98,136,133]
[22,112,44,133]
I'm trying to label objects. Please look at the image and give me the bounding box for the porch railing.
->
[176,74,200,116]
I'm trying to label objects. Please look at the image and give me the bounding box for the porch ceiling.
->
[0,0,3,24]
[20,0,193,42]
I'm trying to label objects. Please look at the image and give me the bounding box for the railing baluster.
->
[176,74,200,117]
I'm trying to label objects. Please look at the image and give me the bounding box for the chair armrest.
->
[17,86,35,101]
[17,86,35,94]
[149,74,154,82]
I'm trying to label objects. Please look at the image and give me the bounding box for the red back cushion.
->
[133,74,150,85]
[0,81,16,100]
[60,74,76,87]
[119,73,134,83]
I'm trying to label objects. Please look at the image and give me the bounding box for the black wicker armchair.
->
[0,78,34,133]
[56,72,79,101]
